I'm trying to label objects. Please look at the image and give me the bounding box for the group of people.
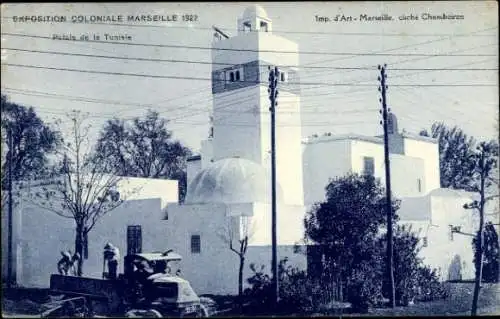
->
[56,242,120,278]
[57,251,81,276]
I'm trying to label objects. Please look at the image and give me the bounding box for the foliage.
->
[304,173,450,311]
[94,110,192,202]
[22,111,136,276]
[419,122,477,190]
[376,225,448,305]
[414,266,449,302]
[244,258,314,314]
[1,94,61,205]
[304,173,399,309]
[462,140,499,315]
[473,222,499,283]
[346,260,384,311]
[244,263,272,311]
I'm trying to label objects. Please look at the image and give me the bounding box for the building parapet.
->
[302,133,384,145]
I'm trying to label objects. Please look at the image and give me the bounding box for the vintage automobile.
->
[44,251,213,317]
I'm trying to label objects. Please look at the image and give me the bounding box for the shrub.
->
[414,266,449,302]
[244,258,316,315]
[346,260,384,312]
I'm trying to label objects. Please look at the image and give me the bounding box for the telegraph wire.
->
[2,87,379,115]
[298,26,497,69]
[299,42,497,82]
[3,47,498,71]
[2,32,496,57]
[3,63,496,87]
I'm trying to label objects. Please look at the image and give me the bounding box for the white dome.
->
[185,157,283,205]
[242,4,269,20]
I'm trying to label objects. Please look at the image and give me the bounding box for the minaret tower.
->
[210,5,304,206]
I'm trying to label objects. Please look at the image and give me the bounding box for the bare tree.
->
[218,215,255,306]
[463,140,499,316]
[22,111,139,276]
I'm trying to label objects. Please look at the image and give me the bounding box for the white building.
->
[3,176,179,288]
[2,4,493,293]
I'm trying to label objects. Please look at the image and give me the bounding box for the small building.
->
[3,176,179,287]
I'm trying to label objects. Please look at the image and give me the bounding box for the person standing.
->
[103,242,120,279]
[57,251,72,275]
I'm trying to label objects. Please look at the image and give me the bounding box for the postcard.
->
[1,2,498,317]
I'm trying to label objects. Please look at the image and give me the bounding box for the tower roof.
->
[242,4,269,20]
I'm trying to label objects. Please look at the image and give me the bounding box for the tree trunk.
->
[238,256,245,310]
[471,215,485,315]
[471,173,486,316]
[75,223,85,276]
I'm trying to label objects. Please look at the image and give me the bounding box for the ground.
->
[2,283,499,317]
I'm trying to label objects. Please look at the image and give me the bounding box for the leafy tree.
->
[1,94,61,206]
[463,140,499,315]
[304,173,400,309]
[419,122,476,190]
[473,222,499,283]
[23,111,136,276]
[94,110,192,202]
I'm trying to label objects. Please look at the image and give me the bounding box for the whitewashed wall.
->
[350,139,385,181]
[187,158,202,187]
[390,154,426,198]
[200,139,214,168]
[302,138,352,206]
[7,177,178,287]
[15,198,170,287]
[398,189,478,281]
[164,202,306,295]
[403,137,441,192]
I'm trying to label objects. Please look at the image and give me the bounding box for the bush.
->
[346,261,383,312]
[414,266,449,302]
[244,258,315,315]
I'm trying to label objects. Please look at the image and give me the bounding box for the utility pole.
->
[7,127,14,288]
[378,64,395,308]
[268,66,279,305]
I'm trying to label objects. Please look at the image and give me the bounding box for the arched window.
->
[230,72,235,82]
[235,70,240,81]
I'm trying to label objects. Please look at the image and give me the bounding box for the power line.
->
[2,32,496,57]
[2,87,379,115]
[3,47,498,71]
[3,63,496,87]
[298,26,498,68]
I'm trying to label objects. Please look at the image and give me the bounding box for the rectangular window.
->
[363,157,375,176]
[417,178,422,193]
[260,21,268,32]
[127,225,142,255]
[243,22,251,32]
[191,235,201,254]
[280,72,287,82]
[423,237,428,247]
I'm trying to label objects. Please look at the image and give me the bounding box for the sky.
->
[1,1,498,153]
